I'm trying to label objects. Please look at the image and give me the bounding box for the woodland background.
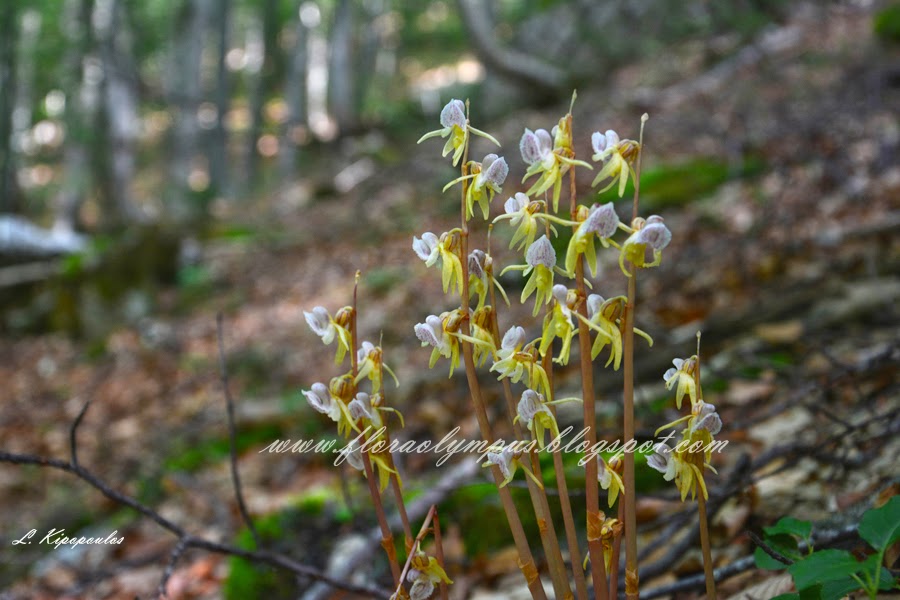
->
[0,0,898,598]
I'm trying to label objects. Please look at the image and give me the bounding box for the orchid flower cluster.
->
[648,352,724,501]
[302,303,402,490]
[410,96,685,600]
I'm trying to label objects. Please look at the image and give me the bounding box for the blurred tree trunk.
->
[243,0,280,191]
[456,0,566,94]
[328,0,356,134]
[97,0,142,225]
[0,1,21,214]
[54,0,95,231]
[208,0,231,199]
[354,0,384,121]
[278,11,308,180]
[167,0,212,220]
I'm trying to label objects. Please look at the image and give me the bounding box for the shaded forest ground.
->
[1,3,898,598]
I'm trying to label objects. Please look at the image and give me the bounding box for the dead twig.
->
[216,312,261,550]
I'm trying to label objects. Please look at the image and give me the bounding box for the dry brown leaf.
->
[725,572,793,600]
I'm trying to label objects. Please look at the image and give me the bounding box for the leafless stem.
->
[216,312,260,549]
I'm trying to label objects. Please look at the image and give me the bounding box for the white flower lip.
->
[440,99,466,129]
[482,154,508,187]
[412,232,439,262]
[587,294,604,319]
[304,306,333,339]
[505,193,529,214]
[526,235,556,269]
[517,389,546,424]
[583,202,620,238]
[519,128,553,165]
[468,249,487,280]
[636,219,672,250]
[303,383,340,422]
[646,443,672,475]
[348,392,374,421]
[415,315,446,352]
[501,325,526,350]
[551,284,568,305]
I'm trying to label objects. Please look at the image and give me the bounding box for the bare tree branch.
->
[0,450,392,599]
[456,0,567,93]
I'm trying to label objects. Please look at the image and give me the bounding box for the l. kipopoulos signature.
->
[12,528,124,550]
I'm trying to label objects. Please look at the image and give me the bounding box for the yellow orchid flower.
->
[407,550,453,600]
[302,377,360,438]
[520,123,592,212]
[493,192,577,251]
[348,391,405,434]
[490,326,551,399]
[303,305,353,365]
[539,285,577,365]
[482,443,543,488]
[417,98,499,167]
[564,202,624,277]
[414,312,461,377]
[354,342,399,394]
[590,129,640,197]
[597,454,625,508]
[501,235,566,317]
[663,355,699,409]
[444,154,509,221]
[468,249,509,311]
[412,229,464,294]
[619,215,672,277]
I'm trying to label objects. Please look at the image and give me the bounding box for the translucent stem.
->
[567,118,609,600]
[458,115,548,600]
[350,274,403,585]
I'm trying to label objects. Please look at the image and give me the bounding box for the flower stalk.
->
[621,114,649,600]
[694,341,717,600]
[456,105,550,600]
[348,272,404,586]
[566,111,610,599]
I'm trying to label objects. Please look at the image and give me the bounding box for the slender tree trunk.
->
[0,1,21,214]
[278,13,308,180]
[209,0,231,199]
[168,0,212,220]
[98,0,142,224]
[243,0,279,190]
[54,0,95,231]
[354,0,384,122]
[328,0,356,134]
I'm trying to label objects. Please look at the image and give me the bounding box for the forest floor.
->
[1,3,898,599]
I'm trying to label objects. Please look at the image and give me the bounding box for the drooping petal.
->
[520,129,541,165]
[526,235,556,269]
[439,99,466,129]
[583,202,620,238]
[637,217,672,250]
[304,306,333,338]
[591,131,608,156]
[501,325,526,351]
[412,232,440,262]
[482,154,508,188]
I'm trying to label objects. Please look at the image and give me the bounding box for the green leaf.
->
[771,595,800,600]
[788,549,862,590]
[878,571,897,591]
[765,517,813,540]
[797,585,821,600]
[819,578,864,600]
[858,496,900,551]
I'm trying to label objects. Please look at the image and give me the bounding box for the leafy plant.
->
[754,496,900,599]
